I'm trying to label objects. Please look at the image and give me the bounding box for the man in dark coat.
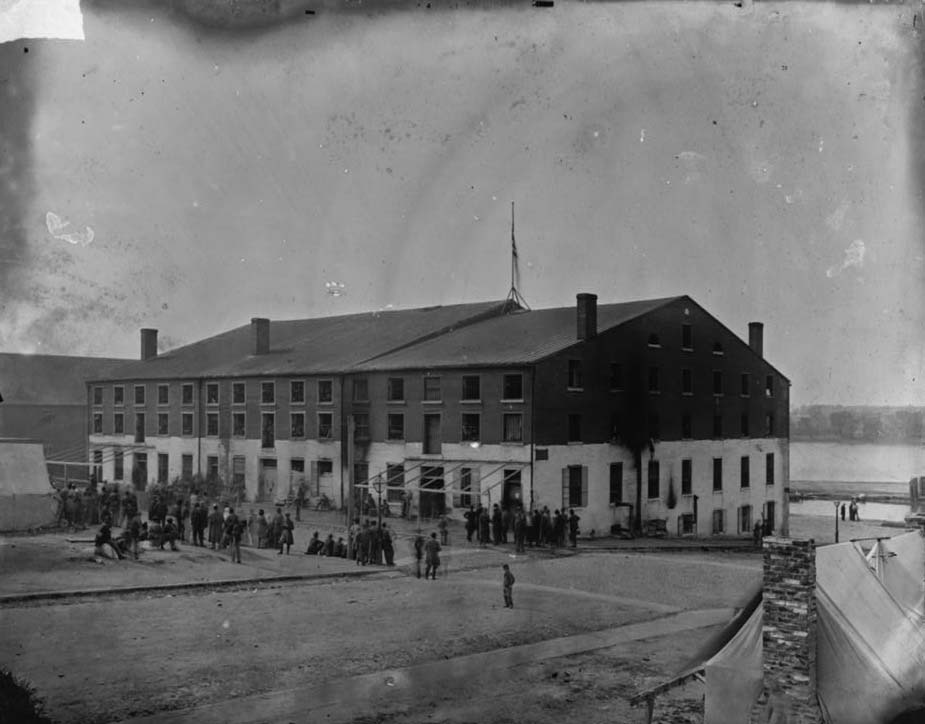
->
[464,505,477,543]
[270,508,285,551]
[491,504,503,545]
[381,523,395,566]
[207,504,224,550]
[224,508,242,563]
[424,533,441,580]
[568,509,580,548]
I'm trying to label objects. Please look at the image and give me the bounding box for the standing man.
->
[381,523,395,566]
[225,507,242,564]
[464,505,477,543]
[413,534,424,578]
[514,509,526,553]
[568,509,580,549]
[502,564,515,608]
[270,507,285,552]
[424,532,441,580]
[491,504,503,545]
[207,504,224,550]
[294,481,306,522]
[278,512,294,555]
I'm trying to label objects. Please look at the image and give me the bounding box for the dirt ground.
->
[0,548,760,724]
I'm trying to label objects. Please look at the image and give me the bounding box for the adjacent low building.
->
[87,293,790,537]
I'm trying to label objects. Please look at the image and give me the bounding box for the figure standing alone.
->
[502,564,515,608]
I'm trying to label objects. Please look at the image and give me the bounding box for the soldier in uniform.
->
[424,532,441,580]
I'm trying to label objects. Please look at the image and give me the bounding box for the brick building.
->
[86,293,790,537]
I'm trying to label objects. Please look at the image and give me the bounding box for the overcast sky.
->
[0,0,923,407]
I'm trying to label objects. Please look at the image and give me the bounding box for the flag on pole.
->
[511,201,521,290]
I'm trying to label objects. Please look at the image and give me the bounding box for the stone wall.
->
[750,536,824,724]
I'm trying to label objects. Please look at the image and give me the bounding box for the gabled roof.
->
[351,296,682,371]
[0,353,130,404]
[93,300,513,381]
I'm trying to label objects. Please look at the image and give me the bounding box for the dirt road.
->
[0,550,760,724]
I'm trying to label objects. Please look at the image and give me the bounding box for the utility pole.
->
[346,415,355,559]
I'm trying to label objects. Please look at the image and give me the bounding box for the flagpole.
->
[511,201,515,294]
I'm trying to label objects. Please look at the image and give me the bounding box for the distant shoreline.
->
[790,479,908,504]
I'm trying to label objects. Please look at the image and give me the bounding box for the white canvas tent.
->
[0,438,57,531]
[636,532,925,724]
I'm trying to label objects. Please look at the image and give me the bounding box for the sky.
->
[0,0,923,408]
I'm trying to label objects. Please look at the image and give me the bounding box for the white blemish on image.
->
[325,281,345,297]
[825,200,850,231]
[0,0,84,42]
[222,620,230,629]
[640,129,645,143]
[46,211,94,246]
[826,239,866,278]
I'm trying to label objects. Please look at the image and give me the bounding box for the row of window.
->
[581,363,774,397]
[648,324,739,356]
[555,454,777,510]
[93,380,334,408]
[623,410,778,441]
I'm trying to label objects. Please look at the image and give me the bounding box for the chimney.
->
[251,317,270,355]
[748,322,764,358]
[750,537,823,724]
[140,328,158,361]
[576,293,598,340]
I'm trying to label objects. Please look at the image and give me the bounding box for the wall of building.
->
[0,403,87,460]
[534,436,788,537]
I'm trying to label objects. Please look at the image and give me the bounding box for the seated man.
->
[94,522,123,560]
[322,534,335,557]
[333,537,347,558]
[305,531,325,555]
[161,517,180,551]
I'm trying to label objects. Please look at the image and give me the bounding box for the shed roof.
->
[352,296,681,370]
[93,300,513,381]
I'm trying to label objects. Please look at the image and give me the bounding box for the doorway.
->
[420,466,445,518]
[502,469,523,510]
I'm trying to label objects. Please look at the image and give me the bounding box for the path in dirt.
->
[120,607,735,724]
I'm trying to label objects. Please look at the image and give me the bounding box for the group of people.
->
[56,480,141,531]
[463,504,580,552]
[346,519,397,566]
[840,499,862,522]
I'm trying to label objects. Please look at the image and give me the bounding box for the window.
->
[158,453,168,484]
[681,459,692,495]
[741,373,750,397]
[713,370,723,396]
[741,413,750,437]
[682,413,692,439]
[647,333,661,347]
[353,378,369,402]
[609,462,623,504]
[291,412,305,439]
[712,509,725,534]
[134,385,145,405]
[566,465,587,507]
[766,453,775,486]
[113,385,124,406]
[387,464,405,503]
[93,413,103,434]
[114,450,124,480]
[261,413,275,448]
[502,413,523,443]
[93,386,103,405]
[233,412,245,437]
[206,413,218,436]
[647,459,660,499]
[713,458,723,492]
[765,375,774,397]
[681,368,692,395]
[114,413,124,435]
[461,413,480,442]
[232,456,245,490]
[713,341,724,355]
[766,413,775,436]
[740,456,750,488]
[261,382,275,404]
[206,383,219,405]
[461,375,480,401]
[423,376,441,402]
[181,454,193,479]
[182,383,193,405]
[135,413,145,442]
[740,505,752,534]
[648,413,660,440]
[610,363,624,391]
[681,324,692,350]
[387,413,404,440]
[502,374,523,401]
[568,360,584,389]
[567,414,582,443]
[318,459,333,476]
[182,413,193,436]
[648,366,660,393]
[232,382,245,404]
[318,413,333,439]
[317,379,333,404]
[713,414,723,438]
[387,378,404,402]
[423,414,441,454]
[158,413,168,436]
[158,384,170,405]
[354,413,370,439]
[207,455,219,479]
[290,380,305,404]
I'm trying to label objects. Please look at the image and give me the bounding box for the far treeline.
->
[791,405,925,444]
